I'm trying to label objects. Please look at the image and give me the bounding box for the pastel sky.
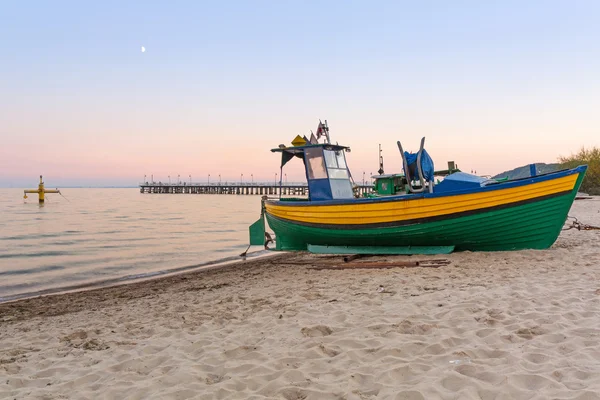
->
[1,0,599,187]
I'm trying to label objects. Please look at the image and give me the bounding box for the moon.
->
[141,46,146,53]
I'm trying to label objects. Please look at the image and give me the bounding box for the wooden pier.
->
[139,183,373,196]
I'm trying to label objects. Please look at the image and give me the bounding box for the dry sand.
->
[1,199,600,400]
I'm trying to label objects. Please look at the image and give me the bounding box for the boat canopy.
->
[271,143,353,201]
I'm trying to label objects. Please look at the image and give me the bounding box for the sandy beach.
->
[1,199,600,400]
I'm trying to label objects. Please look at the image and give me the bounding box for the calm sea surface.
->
[0,189,264,301]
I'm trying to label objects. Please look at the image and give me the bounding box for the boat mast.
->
[378,144,384,175]
[323,120,331,144]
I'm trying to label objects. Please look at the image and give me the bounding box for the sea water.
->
[0,189,264,301]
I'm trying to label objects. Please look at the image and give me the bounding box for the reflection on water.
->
[0,189,262,300]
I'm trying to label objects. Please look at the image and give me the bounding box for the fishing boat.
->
[248,121,587,254]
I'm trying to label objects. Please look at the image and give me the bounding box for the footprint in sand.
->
[301,325,333,337]
[81,338,109,351]
[223,345,254,357]
[205,373,227,385]
[61,330,88,343]
[318,343,340,357]
[455,364,505,385]
[280,387,308,400]
[60,330,109,351]
[394,390,425,400]
[515,326,546,339]
[524,353,549,364]
[508,374,558,390]
[393,320,436,335]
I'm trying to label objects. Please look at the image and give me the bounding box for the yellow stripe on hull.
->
[265,173,579,225]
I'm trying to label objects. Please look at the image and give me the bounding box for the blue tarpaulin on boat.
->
[434,172,487,193]
[405,149,434,181]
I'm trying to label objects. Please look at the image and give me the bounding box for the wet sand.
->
[1,199,600,399]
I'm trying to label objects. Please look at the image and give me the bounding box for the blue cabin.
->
[272,143,355,201]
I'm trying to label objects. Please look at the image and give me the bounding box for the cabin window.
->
[336,151,347,169]
[324,150,338,168]
[328,168,349,179]
[305,148,328,179]
[330,179,353,198]
[324,150,349,179]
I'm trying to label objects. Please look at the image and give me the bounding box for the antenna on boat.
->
[378,144,384,175]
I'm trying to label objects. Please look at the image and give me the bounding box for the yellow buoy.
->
[24,175,61,204]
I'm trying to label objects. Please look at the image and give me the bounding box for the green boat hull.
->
[266,173,584,252]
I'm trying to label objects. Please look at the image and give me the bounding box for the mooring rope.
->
[563,216,600,231]
[239,232,275,257]
[59,191,71,202]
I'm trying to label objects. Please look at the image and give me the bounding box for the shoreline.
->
[0,249,276,305]
[0,251,291,322]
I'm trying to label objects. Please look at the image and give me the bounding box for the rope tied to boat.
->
[240,232,275,257]
[563,216,600,231]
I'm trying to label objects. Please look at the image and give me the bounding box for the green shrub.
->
[559,147,600,195]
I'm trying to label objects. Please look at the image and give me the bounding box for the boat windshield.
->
[305,147,328,179]
[324,150,349,179]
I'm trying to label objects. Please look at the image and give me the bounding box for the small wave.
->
[0,264,64,277]
[87,244,125,249]
[120,271,163,280]
[0,231,80,241]
[92,237,151,243]
[0,250,70,259]
[214,245,246,253]
[211,238,239,244]
[48,240,80,246]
